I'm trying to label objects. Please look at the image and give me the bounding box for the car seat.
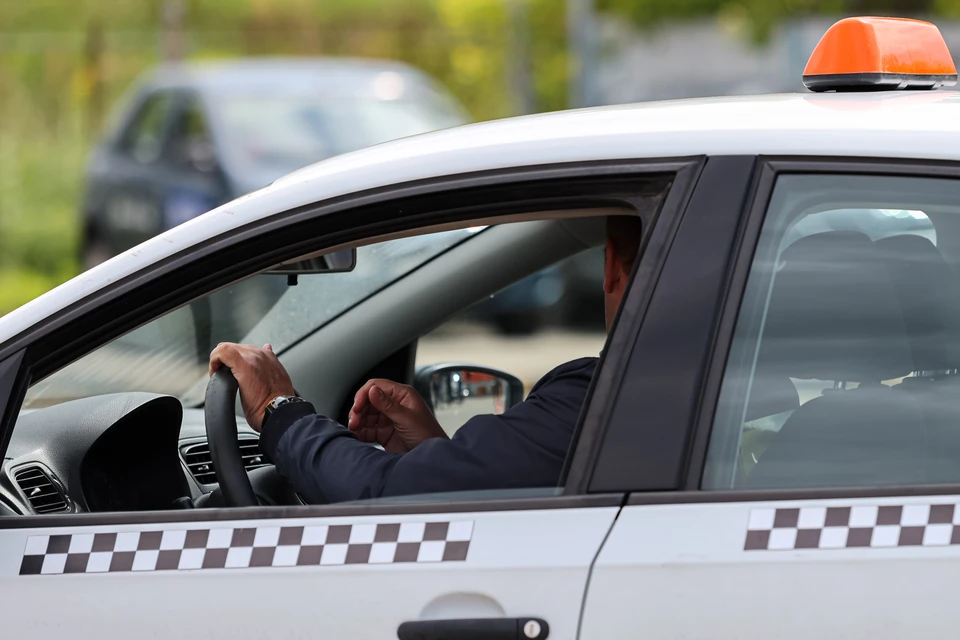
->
[746,231,926,489]
[877,234,960,483]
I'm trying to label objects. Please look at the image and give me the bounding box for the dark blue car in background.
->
[80,58,468,266]
[81,57,604,333]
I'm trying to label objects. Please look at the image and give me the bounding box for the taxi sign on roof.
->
[803,16,958,92]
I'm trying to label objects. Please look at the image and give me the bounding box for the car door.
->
[0,160,704,639]
[582,158,960,639]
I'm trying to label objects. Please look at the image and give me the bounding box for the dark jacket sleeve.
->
[259,357,597,504]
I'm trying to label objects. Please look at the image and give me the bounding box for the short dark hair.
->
[607,215,643,270]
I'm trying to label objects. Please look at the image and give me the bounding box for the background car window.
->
[214,93,464,178]
[166,98,217,172]
[703,174,960,491]
[120,93,175,164]
[24,229,478,409]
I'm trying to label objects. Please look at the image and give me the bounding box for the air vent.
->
[181,437,269,485]
[13,466,69,514]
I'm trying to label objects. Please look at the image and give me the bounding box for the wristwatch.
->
[262,395,305,428]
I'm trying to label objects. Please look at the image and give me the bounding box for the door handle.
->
[397,617,549,640]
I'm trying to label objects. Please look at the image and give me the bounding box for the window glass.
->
[25,228,479,409]
[166,98,216,172]
[121,93,175,164]
[703,174,960,490]
[417,249,607,435]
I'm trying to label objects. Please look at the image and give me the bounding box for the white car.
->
[3,15,960,639]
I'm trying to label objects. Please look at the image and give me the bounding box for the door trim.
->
[627,484,960,506]
[0,493,625,530]
[562,158,705,493]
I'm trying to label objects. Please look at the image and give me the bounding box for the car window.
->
[703,173,960,490]
[24,228,480,409]
[120,92,176,164]
[416,249,606,435]
[166,98,216,172]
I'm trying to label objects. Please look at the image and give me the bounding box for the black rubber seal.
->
[803,72,958,92]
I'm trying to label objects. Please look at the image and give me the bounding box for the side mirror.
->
[414,363,524,424]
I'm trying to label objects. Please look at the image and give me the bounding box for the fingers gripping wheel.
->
[204,368,259,507]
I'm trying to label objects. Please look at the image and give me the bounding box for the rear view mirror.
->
[414,363,524,428]
[267,248,356,275]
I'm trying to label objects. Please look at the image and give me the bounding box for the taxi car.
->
[2,15,960,639]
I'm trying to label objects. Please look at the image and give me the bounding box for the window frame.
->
[573,156,759,494]
[681,156,960,501]
[0,157,701,528]
[162,91,218,170]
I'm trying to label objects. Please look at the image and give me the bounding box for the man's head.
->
[604,215,643,332]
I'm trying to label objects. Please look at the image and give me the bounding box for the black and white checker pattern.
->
[20,520,473,575]
[745,504,960,551]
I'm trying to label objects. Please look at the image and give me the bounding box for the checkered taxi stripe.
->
[20,520,473,575]
[745,504,960,551]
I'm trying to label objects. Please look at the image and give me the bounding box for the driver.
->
[209,217,641,503]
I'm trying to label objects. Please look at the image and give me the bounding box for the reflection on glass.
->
[429,371,508,436]
[24,229,480,409]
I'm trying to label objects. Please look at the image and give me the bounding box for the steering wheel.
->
[205,368,258,507]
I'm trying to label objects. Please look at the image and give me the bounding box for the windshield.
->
[24,229,479,409]
[216,92,465,178]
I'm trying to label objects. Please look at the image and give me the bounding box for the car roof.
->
[143,57,437,94]
[7,90,960,344]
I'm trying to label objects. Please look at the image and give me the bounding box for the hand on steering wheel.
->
[206,343,297,507]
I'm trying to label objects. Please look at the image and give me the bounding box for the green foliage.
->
[598,0,930,42]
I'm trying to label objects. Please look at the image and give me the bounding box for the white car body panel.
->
[584,496,960,639]
[6,91,960,344]
[0,506,617,638]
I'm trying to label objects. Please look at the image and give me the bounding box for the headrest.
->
[758,230,912,382]
[876,234,960,372]
[744,370,800,421]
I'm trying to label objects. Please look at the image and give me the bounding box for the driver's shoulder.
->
[527,356,598,396]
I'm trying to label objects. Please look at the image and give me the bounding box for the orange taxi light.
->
[803,17,957,92]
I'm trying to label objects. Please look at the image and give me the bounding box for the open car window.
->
[24,228,478,409]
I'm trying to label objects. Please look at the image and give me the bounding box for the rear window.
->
[703,174,960,490]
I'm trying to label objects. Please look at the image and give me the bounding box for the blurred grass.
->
[0,115,86,315]
[0,1,569,316]
[0,76,90,315]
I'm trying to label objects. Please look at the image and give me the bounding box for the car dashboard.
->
[0,394,263,516]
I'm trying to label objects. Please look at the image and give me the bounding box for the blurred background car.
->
[465,247,604,334]
[80,58,469,267]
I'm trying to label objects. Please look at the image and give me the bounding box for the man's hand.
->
[209,343,296,432]
[348,379,447,454]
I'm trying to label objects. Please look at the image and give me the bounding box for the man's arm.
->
[209,342,594,503]
[260,359,595,503]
